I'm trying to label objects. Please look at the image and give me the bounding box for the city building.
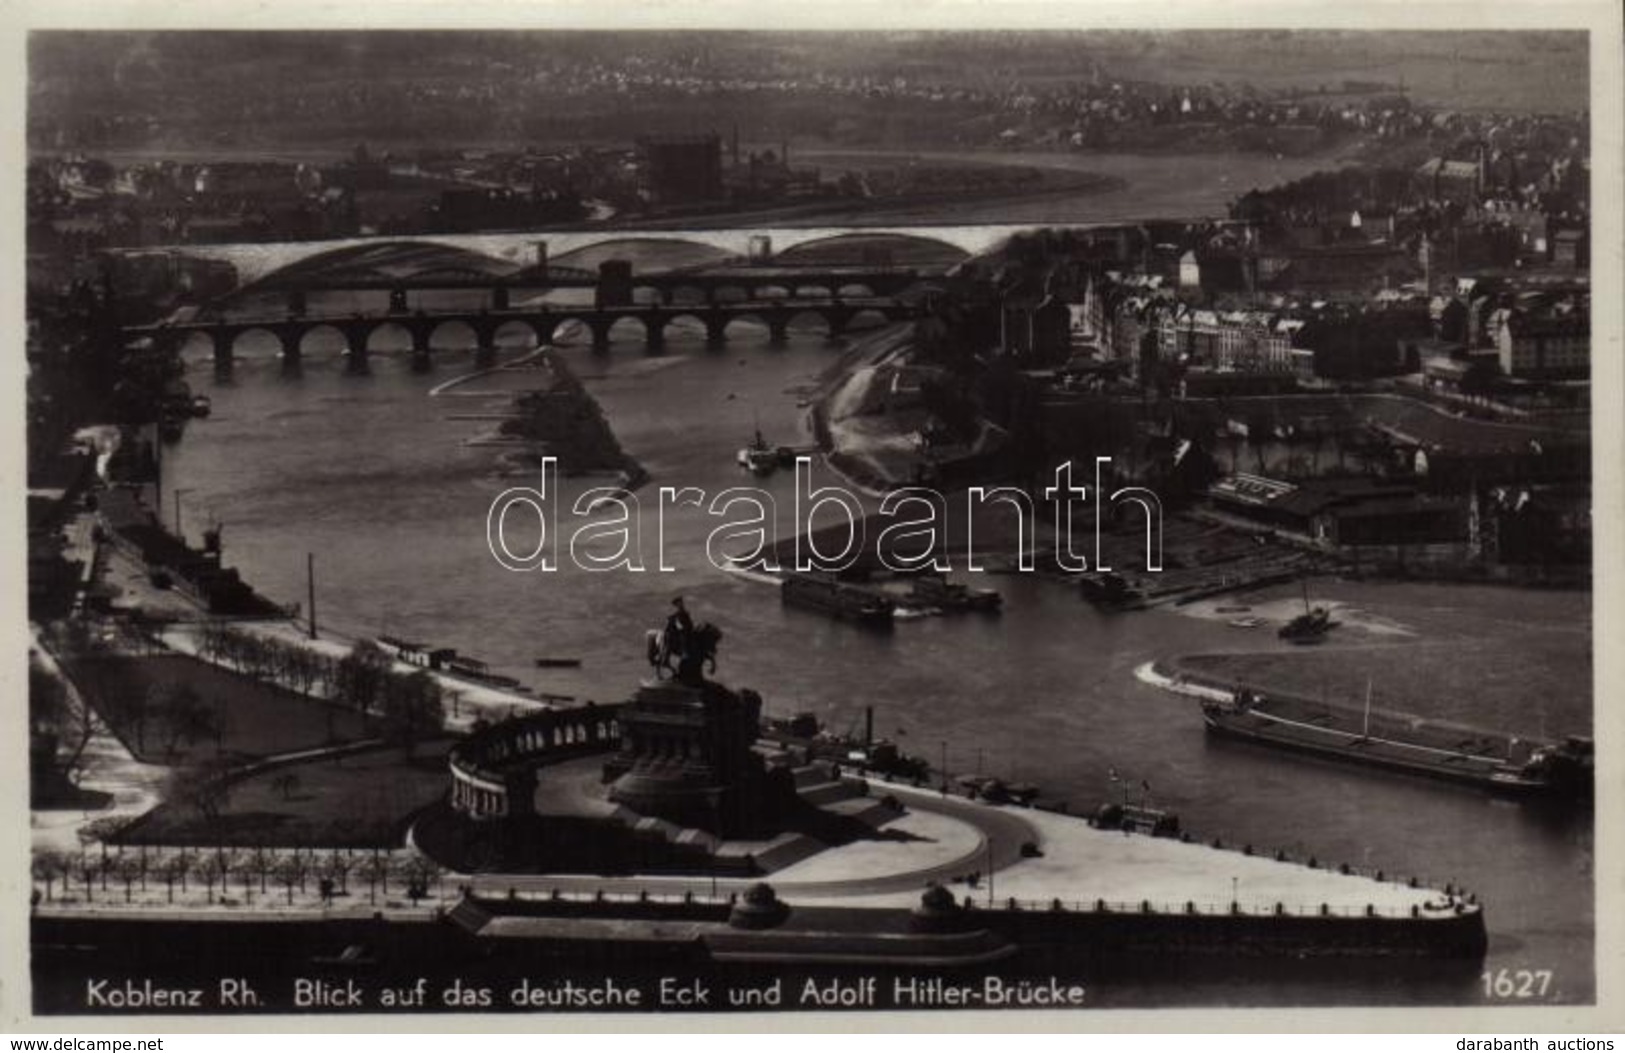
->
[1489,306,1589,380]
[638,134,724,206]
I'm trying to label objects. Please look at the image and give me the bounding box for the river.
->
[157,262,1593,1010]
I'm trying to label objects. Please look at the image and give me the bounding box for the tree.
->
[379,670,445,758]
[112,855,143,903]
[30,658,102,789]
[158,851,191,903]
[399,857,442,906]
[157,681,217,757]
[79,816,128,871]
[172,760,234,827]
[358,852,392,905]
[246,845,277,895]
[336,640,391,717]
[274,854,307,906]
[195,853,227,905]
[320,850,354,899]
[31,850,70,902]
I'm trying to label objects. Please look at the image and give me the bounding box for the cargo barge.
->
[1201,686,1592,798]
[781,572,895,624]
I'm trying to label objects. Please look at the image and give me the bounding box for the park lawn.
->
[120,740,455,849]
[61,652,371,765]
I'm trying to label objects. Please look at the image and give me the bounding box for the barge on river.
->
[781,572,895,625]
[1201,687,1592,798]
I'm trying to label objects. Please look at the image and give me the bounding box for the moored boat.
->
[1200,686,1592,798]
[781,571,895,624]
[1278,581,1332,643]
[737,425,777,477]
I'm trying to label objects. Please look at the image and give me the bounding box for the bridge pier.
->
[767,316,790,347]
[492,286,510,311]
[475,346,497,367]
[342,323,371,374]
[276,330,302,371]
[410,328,433,373]
[705,317,728,348]
[589,318,614,354]
[209,329,233,376]
[645,320,666,356]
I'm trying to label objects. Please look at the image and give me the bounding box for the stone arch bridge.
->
[130,295,916,372]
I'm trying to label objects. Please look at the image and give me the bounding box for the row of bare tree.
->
[32,842,444,908]
[197,623,446,754]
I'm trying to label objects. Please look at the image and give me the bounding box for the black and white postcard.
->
[8,0,1622,1031]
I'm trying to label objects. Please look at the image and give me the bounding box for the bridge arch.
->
[603,315,651,348]
[660,310,712,334]
[836,283,877,298]
[845,308,898,331]
[364,320,416,354]
[785,308,838,336]
[774,231,972,267]
[491,318,544,349]
[548,236,734,272]
[428,319,480,350]
[296,323,352,358]
[720,312,774,338]
[228,325,296,361]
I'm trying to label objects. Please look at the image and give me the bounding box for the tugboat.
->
[737,418,778,477]
[1278,581,1332,643]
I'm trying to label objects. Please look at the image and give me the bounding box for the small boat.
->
[737,427,777,476]
[445,655,528,691]
[1278,581,1332,643]
[190,395,212,419]
[534,657,582,668]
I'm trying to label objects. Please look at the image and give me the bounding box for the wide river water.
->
[159,264,1594,1010]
